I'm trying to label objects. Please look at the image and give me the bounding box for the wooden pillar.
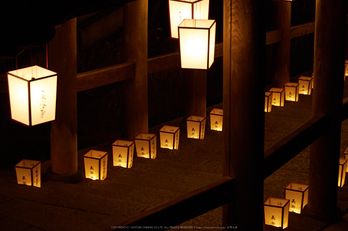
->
[123,0,148,140]
[305,0,347,222]
[222,0,265,230]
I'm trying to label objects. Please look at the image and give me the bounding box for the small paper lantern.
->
[135,133,157,159]
[338,158,347,187]
[112,140,134,168]
[15,159,41,188]
[298,76,313,95]
[269,88,285,107]
[178,19,216,70]
[168,0,210,38]
[284,82,299,102]
[210,108,223,131]
[264,197,290,229]
[265,92,272,112]
[7,65,57,126]
[159,125,180,150]
[284,183,309,214]
[84,150,108,180]
[186,115,206,139]
[344,60,348,81]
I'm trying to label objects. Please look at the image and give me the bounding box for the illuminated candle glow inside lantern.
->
[15,159,41,188]
[345,60,348,81]
[298,76,313,95]
[284,82,299,102]
[210,108,223,131]
[178,19,216,70]
[269,88,285,107]
[265,92,272,112]
[338,158,347,187]
[186,115,206,139]
[84,150,108,180]
[160,125,180,150]
[284,183,309,214]
[112,140,134,168]
[135,133,157,159]
[264,197,290,229]
[168,0,210,38]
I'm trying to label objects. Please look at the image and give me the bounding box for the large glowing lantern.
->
[84,150,108,180]
[186,115,206,139]
[135,133,157,159]
[298,76,313,95]
[284,183,309,214]
[269,88,284,107]
[284,82,299,102]
[160,125,180,150]
[264,197,290,229]
[7,65,57,126]
[112,140,134,168]
[265,92,272,112]
[210,108,223,131]
[338,158,347,187]
[168,0,210,38]
[178,19,216,70]
[15,159,41,188]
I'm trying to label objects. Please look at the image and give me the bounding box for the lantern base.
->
[302,205,342,223]
[45,167,84,184]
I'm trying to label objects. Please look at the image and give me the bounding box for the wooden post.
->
[222,0,265,230]
[123,0,148,140]
[304,0,347,222]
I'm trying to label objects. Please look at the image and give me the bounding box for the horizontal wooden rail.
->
[291,22,315,39]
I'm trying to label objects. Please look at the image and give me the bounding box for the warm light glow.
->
[264,197,290,229]
[7,65,57,126]
[344,148,348,173]
[298,76,313,95]
[284,82,299,102]
[135,133,157,159]
[168,0,210,38]
[338,158,347,187]
[178,19,216,69]
[284,183,308,214]
[269,88,285,107]
[15,159,41,188]
[84,150,108,180]
[210,108,223,131]
[186,115,206,139]
[345,60,348,81]
[159,125,180,150]
[265,92,272,112]
[112,140,134,168]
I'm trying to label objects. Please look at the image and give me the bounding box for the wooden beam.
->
[290,22,315,39]
[266,29,282,45]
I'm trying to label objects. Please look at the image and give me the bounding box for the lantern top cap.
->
[84,150,108,158]
[113,140,134,146]
[285,182,309,190]
[8,65,56,81]
[179,18,215,29]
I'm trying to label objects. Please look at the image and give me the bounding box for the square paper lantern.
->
[344,60,348,81]
[210,108,223,131]
[159,125,180,150]
[284,82,299,102]
[15,159,41,188]
[186,115,206,139]
[298,76,313,95]
[112,140,134,168]
[264,197,290,229]
[265,92,272,112]
[269,88,285,107]
[7,65,57,126]
[284,183,309,214]
[84,150,108,180]
[169,0,210,38]
[338,158,347,187]
[178,19,216,70]
[135,133,157,159]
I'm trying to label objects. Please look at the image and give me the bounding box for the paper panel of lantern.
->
[84,150,108,180]
[112,140,134,168]
[135,133,157,159]
[338,158,347,188]
[160,125,180,150]
[15,159,41,188]
[7,65,57,126]
[284,183,308,214]
[265,92,272,112]
[210,108,223,131]
[284,82,299,102]
[345,60,348,81]
[178,19,216,70]
[186,115,206,139]
[168,0,210,39]
[264,197,290,229]
[269,88,284,107]
[298,76,313,95]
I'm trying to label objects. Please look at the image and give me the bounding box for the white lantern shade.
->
[159,125,180,150]
[7,65,57,126]
[84,150,108,180]
[284,82,299,102]
[210,108,223,131]
[178,19,216,70]
[284,183,309,214]
[112,140,134,168]
[264,197,290,229]
[186,115,206,139]
[135,133,157,159]
[338,158,347,187]
[269,88,285,107]
[265,92,272,112]
[15,159,41,188]
[169,0,210,38]
[298,76,313,95]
